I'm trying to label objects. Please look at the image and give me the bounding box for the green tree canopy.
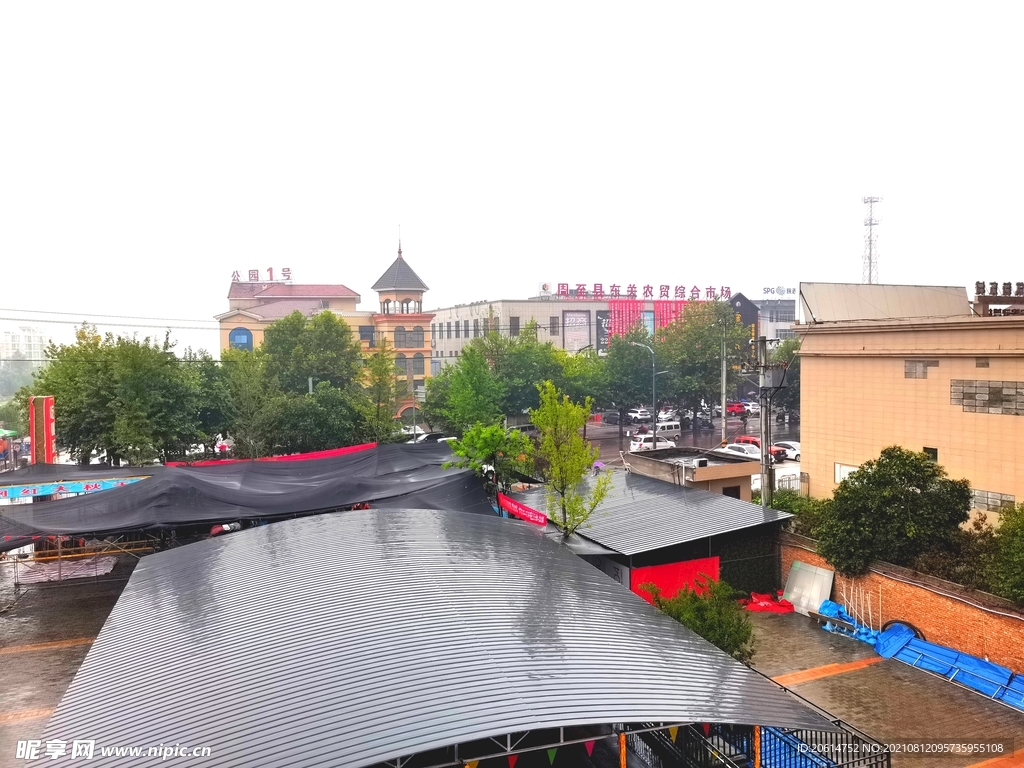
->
[447,423,534,494]
[362,339,403,444]
[991,503,1024,605]
[529,380,610,535]
[262,311,364,394]
[603,327,655,423]
[815,446,972,576]
[770,336,801,412]
[441,346,505,435]
[645,577,755,664]
[221,347,284,459]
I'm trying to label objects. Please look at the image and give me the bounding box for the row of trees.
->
[16,312,407,464]
[769,446,1024,606]
[424,301,794,437]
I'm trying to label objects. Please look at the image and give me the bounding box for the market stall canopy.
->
[0,444,492,550]
[41,509,835,768]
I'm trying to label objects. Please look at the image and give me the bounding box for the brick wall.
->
[781,532,1024,673]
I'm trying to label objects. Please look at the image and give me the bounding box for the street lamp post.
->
[630,342,656,442]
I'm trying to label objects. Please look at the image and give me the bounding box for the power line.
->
[0,307,219,324]
[0,316,218,332]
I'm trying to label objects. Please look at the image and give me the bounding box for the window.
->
[431,323,436,340]
[320,300,330,309]
[972,488,1015,512]
[455,320,461,339]
[382,299,391,314]
[228,327,253,351]
[473,319,480,338]
[549,316,559,336]
[410,326,424,347]
[923,447,938,462]
[395,327,409,348]
[951,378,1024,415]
[464,320,469,338]
[358,326,375,348]
[482,318,490,334]
[412,353,425,375]
[834,463,858,483]
[722,486,741,499]
[976,357,990,368]
[402,299,411,314]
[446,322,452,339]
[395,354,408,375]
[904,360,939,379]
[510,317,520,336]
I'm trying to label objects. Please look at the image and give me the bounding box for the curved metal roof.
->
[512,470,792,555]
[43,509,830,767]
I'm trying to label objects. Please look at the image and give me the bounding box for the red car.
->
[726,402,746,416]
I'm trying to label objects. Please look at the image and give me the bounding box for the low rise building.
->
[215,245,434,411]
[798,282,1024,517]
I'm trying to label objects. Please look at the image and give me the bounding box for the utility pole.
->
[630,342,657,443]
[720,333,727,447]
[757,336,770,513]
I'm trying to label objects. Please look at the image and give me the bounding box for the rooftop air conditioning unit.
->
[695,458,709,468]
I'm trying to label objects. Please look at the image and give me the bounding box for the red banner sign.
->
[497,493,548,526]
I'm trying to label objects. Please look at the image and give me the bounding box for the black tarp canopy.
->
[0,444,494,550]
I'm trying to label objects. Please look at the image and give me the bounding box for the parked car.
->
[406,432,453,444]
[655,421,682,440]
[629,434,675,452]
[657,408,678,422]
[773,441,800,461]
[743,402,760,414]
[733,435,786,462]
[627,408,652,423]
[726,402,746,416]
[722,443,760,458]
[601,411,621,425]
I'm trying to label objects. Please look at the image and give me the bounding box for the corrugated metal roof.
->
[41,509,831,767]
[512,471,792,556]
[372,254,430,292]
[800,282,971,323]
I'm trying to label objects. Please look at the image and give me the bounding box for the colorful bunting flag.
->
[547,748,557,764]
[669,726,678,742]
[466,762,479,768]
[701,723,710,736]
[508,755,518,768]
[584,740,595,756]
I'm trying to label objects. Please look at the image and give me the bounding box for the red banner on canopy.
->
[166,443,377,467]
[497,493,548,526]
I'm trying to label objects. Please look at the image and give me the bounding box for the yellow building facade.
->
[800,314,1024,516]
[216,247,434,415]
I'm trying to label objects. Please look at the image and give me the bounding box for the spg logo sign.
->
[763,286,796,295]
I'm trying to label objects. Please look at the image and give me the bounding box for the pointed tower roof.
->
[371,242,430,292]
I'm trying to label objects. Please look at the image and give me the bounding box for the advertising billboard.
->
[562,310,591,352]
[595,310,611,354]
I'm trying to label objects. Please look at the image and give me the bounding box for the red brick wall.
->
[781,534,1024,673]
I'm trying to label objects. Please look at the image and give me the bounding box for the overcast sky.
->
[2,3,1022,355]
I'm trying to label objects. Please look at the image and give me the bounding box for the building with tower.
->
[215,244,434,413]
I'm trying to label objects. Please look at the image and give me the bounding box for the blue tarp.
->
[872,623,1024,711]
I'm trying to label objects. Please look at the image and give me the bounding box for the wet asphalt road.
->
[0,557,139,766]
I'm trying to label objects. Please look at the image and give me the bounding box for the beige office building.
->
[798,283,1024,515]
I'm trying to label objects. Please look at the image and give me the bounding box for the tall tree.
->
[447,423,534,495]
[0,352,35,398]
[487,322,565,416]
[263,311,364,394]
[276,382,367,454]
[816,446,972,575]
[421,364,456,433]
[991,503,1024,605]
[221,347,284,459]
[770,336,801,412]
[645,578,755,664]
[443,346,505,435]
[656,301,748,429]
[603,327,654,436]
[530,380,610,535]
[363,339,403,444]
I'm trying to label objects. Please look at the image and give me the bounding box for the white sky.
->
[2,2,1022,356]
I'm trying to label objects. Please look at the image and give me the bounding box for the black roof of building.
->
[42,509,831,767]
[512,470,793,556]
[371,246,429,292]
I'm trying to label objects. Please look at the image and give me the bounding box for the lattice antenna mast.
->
[862,196,881,284]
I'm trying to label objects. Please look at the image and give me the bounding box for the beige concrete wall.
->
[800,317,1024,510]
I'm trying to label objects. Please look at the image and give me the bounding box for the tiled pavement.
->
[750,611,1024,767]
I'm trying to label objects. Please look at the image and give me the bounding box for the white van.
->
[655,421,682,440]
